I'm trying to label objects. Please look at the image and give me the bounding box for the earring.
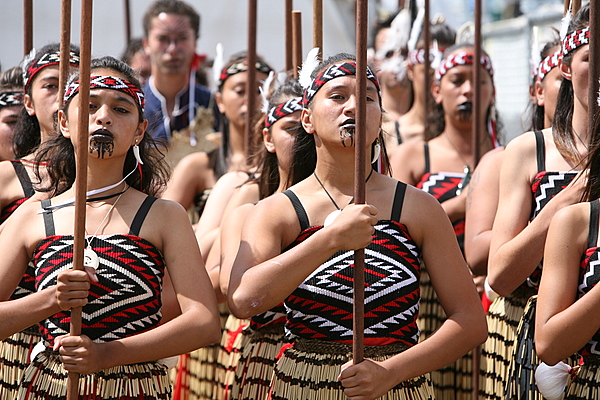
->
[371,138,381,164]
[133,142,144,165]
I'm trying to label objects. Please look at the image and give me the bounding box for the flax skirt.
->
[417,266,472,400]
[231,324,287,400]
[17,350,171,399]
[212,314,249,400]
[0,327,41,400]
[565,358,600,399]
[478,288,535,400]
[269,339,434,400]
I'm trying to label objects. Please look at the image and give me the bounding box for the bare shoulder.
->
[175,151,211,170]
[478,147,505,168]
[0,198,48,252]
[389,139,426,184]
[504,130,538,159]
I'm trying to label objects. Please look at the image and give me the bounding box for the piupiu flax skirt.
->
[564,357,600,400]
[172,302,229,400]
[231,324,286,400]
[417,266,472,400]
[17,350,171,399]
[212,314,249,400]
[0,326,41,400]
[479,287,535,400]
[268,339,434,400]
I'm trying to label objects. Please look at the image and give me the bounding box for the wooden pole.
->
[67,0,93,398]
[292,11,302,78]
[473,0,482,166]
[23,0,33,55]
[313,0,323,58]
[59,0,72,108]
[353,0,368,365]
[589,0,598,147]
[423,0,431,141]
[124,0,131,45]
[285,0,293,72]
[246,0,257,160]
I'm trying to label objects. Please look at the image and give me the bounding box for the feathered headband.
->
[0,91,24,108]
[537,49,561,82]
[64,75,145,113]
[217,59,273,89]
[562,26,589,57]
[301,61,381,107]
[265,97,303,129]
[435,51,494,81]
[23,50,80,93]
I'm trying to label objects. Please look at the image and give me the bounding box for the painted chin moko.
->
[89,136,114,158]
[339,125,355,147]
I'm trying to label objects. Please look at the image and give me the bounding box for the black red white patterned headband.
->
[64,75,145,113]
[0,91,24,108]
[408,49,445,65]
[218,60,273,89]
[562,27,589,57]
[435,51,494,81]
[537,49,561,82]
[23,51,80,93]
[302,61,381,107]
[265,96,302,128]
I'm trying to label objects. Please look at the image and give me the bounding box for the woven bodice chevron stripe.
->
[417,171,465,251]
[284,221,422,347]
[578,246,600,358]
[521,170,578,290]
[33,234,164,346]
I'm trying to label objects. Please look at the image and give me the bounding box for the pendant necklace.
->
[446,135,472,196]
[314,168,374,227]
[83,186,127,270]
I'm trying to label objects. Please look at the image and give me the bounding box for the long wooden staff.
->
[285,0,293,72]
[353,0,368,365]
[23,0,33,55]
[292,11,302,77]
[124,0,131,45]
[67,1,93,398]
[313,0,322,59]
[589,0,598,143]
[423,0,430,140]
[246,0,257,160]
[471,0,483,398]
[58,0,72,106]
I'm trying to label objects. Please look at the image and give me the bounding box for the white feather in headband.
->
[260,71,275,114]
[299,47,320,89]
[560,0,572,40]
[212,43,224,86]
[407,2,425,53]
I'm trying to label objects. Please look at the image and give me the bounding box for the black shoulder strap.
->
[40,199,55,237]
[282,190,310,231]
[11,160,35,198]
[534,130,545,173]
[589,200,599,249]
[129,196,158,236]
[390,181,407,222]
[395,121,402,145]
[423,142,431,174]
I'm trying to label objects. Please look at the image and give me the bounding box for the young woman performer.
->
[488,5,591,399]
[0,44,80,400]
[0,67,24,162]
[228,52,487,400]
[390,42,498,400]
[472,36,562,399]
[0,56,221,399]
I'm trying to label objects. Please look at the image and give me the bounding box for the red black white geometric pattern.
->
[265,97,302,128]
[284,221,421,347]
[536,49,561,82]
[32,234,164,346]
[562,27,589,57]
[578,246,600,357]
[435,51,494,81]
[530,171,578,220]
[64,75,145,112]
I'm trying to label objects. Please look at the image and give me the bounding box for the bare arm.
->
[162,152,212,210]
[488,133,585,296]
[465,148,504,276]
[535,203,594,365]
[228,193,378,319]
[389,140,425,186]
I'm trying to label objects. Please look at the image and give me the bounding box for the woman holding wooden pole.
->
[0,56,221,399]
[227,49,486,399]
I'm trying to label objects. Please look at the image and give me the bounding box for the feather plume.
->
[560,0,572,39]
[212,43,224,86]
[456,21,475,44]
[260,71,275,113]
[407,6,425,52]
[375,9,411,60]
[530,26,541,78]
[535,362,571,400]
[431,40,442,71]
[298,47,320,89]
